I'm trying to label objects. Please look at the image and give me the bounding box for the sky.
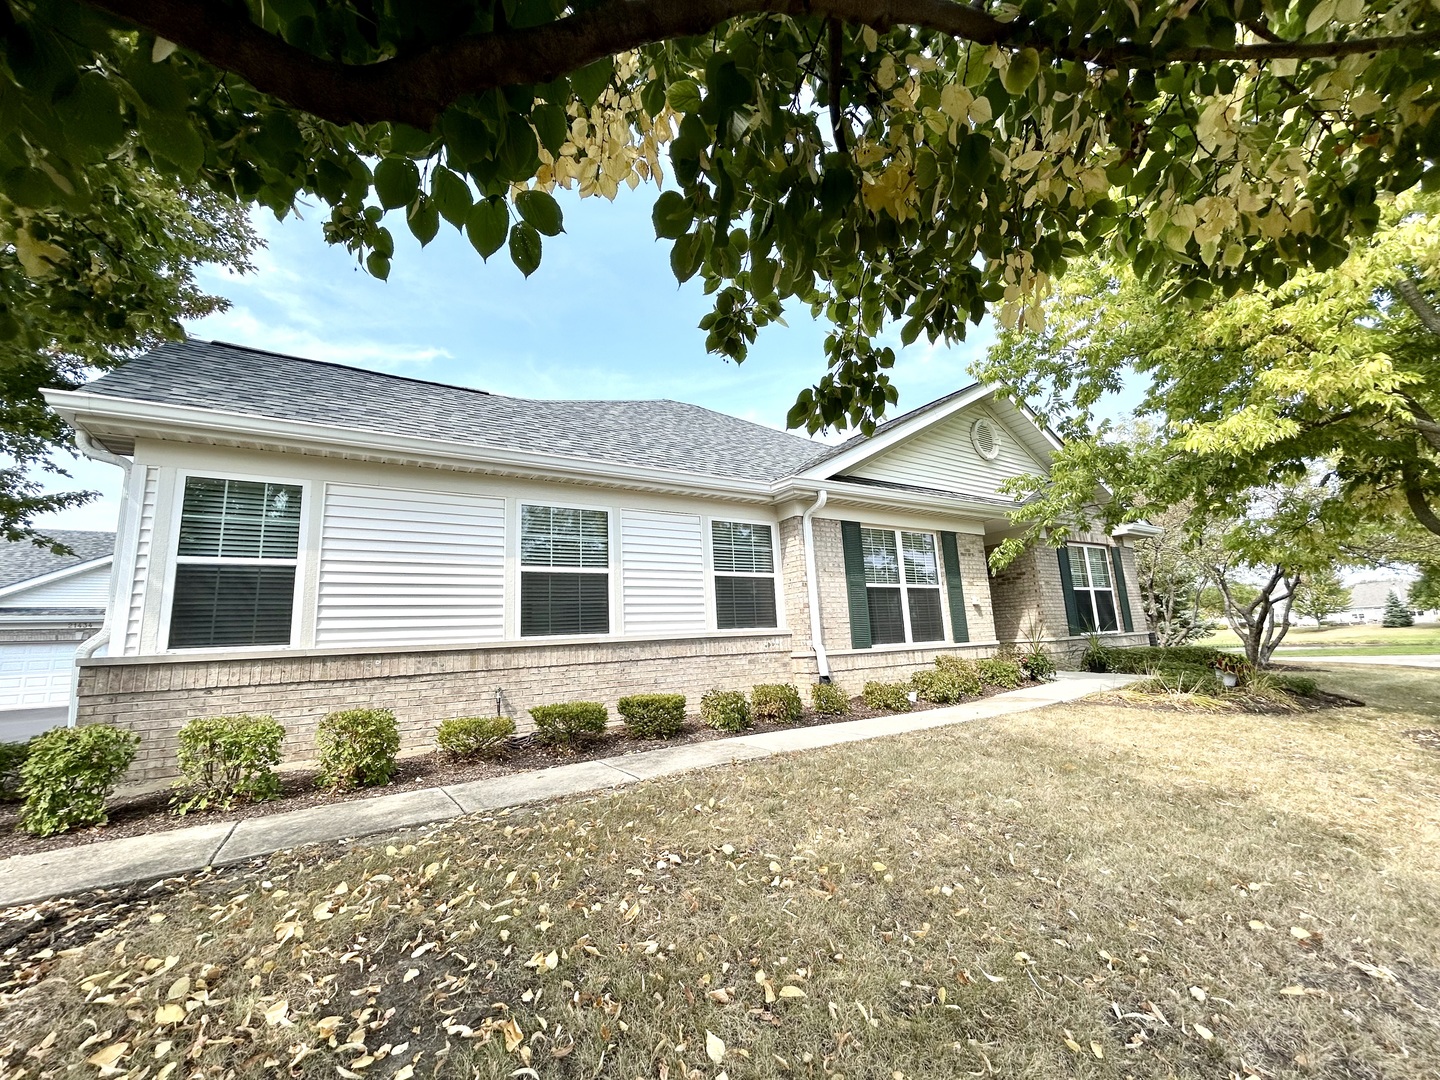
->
[34,183,997,533]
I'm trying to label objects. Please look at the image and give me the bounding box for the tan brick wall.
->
[792,640,1006,689]
[79,633,792,783]
[778,516,812,651]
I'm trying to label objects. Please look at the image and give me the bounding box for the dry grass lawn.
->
[1,665,1437,1079]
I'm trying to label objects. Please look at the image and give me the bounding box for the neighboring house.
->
[44,339,1151,781]
[1343,577,1430,623]
[0,530,114,728]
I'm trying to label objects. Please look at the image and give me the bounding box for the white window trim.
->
[1069,542,1122,634]
[159,469,311,653]
[517,500,614,639]
[861,526,946,646]
[705,515,781,631]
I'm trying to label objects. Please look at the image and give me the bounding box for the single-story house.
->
[0,530,114,738]
[1343,578,1428,624]
[43,339,1151,781]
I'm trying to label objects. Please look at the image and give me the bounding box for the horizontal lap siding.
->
[620,509,707,635]
[315,485,505,646]
[850,407,1042,499]
[0,562,111,608]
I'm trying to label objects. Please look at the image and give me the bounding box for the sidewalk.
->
[0,672,1136,908]
[1278,654,1440,669]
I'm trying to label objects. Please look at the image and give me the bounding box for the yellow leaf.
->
[166,976,190,1001]
[1090,1041,1104,1059]
[156,1064,177,1080]
[544,950,559,970]
[1063,1037,1082,1053]
[1278,985,1307,996]
[263,999,289,1026]
[316,1015,343,1038]
[394,1068,414,1080]
[779,985,806,998]
[872,862,887,872]
[860,25,878,51]
[1248,919,1269,931]
[1189,986,1207,1003]
[1194,1023,1215,1042]
[86,1043,128,1069]
[501,1018,524,1053]
[1290,926,1313,940]
[154,1004,186,1025]
[706,1030,726,1064]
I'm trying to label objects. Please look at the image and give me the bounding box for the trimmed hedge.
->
[436,715,515,759]
[862,681,913,712]
[316,709,400,790]
[530,702,608,746]
[0,740,28,803]
[752,683,803,725]
[976,658,1024,689]
[1087,644,1235,675]
[701,689,752,732]
[18,725,140,836]
[931,656,984,697]
[911,667,972,704]
[811,682,851,716]
[618,694,687,739]
[172,713,285,815]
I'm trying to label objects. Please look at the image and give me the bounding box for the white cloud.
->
[191,306,451,372]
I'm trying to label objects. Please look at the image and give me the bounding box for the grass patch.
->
[1202,624,1440,651]
[1,672,1438,1078]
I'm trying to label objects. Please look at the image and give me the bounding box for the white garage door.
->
[0,642,78,709]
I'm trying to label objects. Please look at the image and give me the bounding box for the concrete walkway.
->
[0,672,1135,908]
[1278,654,1440,669]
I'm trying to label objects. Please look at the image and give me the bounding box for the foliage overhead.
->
[4,0,1440,437]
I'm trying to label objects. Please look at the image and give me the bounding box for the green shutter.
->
[939,531,970,643]
[1110,545,1135,632]
[1056,547,1083,636]
[840,520,872,649]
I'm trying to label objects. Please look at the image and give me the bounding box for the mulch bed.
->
[0,693,963,860]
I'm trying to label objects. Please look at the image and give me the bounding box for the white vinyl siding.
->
[849,407,1044,499]
[315,484,506,647]
[125,466,158,655]
[0,562,111,609]
[619,509,706,635]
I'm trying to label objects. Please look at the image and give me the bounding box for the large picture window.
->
[520,505,610,636]
[1069,544,1120,633]
[711,520,778,629]
[860,527,945,645]
[169,477,301,648]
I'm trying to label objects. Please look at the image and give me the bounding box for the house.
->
[1343,577,1429,624]
[0,530,114,739]
[43,339,1152,782]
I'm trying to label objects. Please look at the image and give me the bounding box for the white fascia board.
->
[1113,522,1165,538]
[0,556,112,602]
[793,383,998,480]
[44,390,777,504]
[775,478,1027,520]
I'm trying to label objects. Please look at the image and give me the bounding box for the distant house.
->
[1342,578,1424,624]
[44,338,1155,782]
[0,531,114,726]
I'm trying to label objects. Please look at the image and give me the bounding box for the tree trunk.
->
[1213,565,1298,667]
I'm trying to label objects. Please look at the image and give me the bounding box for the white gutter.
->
[801,489,831,682]
[68,431,133,726]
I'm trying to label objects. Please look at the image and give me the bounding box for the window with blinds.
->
[521,505,610,636]
[860,527,944,644]
[711,520,777,629]
[1068,543,1120,632]
[168,477,302,649]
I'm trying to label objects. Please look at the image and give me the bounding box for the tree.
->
[1382,590,1415,627]
[1,155,257,542]
[1409,566,1440,612]
[1133,503,1210,647]
[1292,568,1351,626]
[3,0,1439,441]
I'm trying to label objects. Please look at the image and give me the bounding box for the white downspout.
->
[67,431,133,726]
[801,489,831,682]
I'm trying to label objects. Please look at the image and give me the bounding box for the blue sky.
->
[37,184,996,532]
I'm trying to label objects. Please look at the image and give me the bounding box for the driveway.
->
[0,707,66,743]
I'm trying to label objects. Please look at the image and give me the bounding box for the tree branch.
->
[827,17,849,155]
[1404,466,1440,538]
[81,0,1440,129]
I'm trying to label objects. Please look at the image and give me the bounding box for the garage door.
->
[0,642,78,709]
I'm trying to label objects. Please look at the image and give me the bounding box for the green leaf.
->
[531,103,567,156]
[466,197,508,259]
[652,191,695,240]
[640,78,667,118]
[670,233,703,283]
[54,72,126,156]
[374,157,420,210]
[497,113,540,183]
[441,108,493,170]
[666,78,703,114]
[139,111,205,175]
[408,196,440,246]
[571,57,614,107]
[509,221,542,276]
[365,251,391,280]
[431,166,472,227]
[1002,48,1040,94]
[515,189,563,236]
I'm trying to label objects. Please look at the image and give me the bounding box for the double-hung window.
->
[860,527,945,645]
[169,476,301,648]
[520,505,610,636]
[711,520,778,629]
[1069,543,1119,632]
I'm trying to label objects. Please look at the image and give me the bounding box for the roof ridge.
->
[205,338,495,398]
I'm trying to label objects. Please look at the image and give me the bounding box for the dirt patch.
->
[0,690,985,859]
[1402,728,1440,753]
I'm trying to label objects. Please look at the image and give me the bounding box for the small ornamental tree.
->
[1382,591,1415,628]
[1293,569,1351,628]
[1409,567,1440,614]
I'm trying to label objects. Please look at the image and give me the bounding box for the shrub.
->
[911,667,974,705]
[1017,648,1057,682]
[436,715,515,759]
[618,694,686,739]
[315,709,400,790]
[172,714,285,815]
[862,681,913,712]
[18,725,139,837]
[530,702,608,746]
[976,658,1024,689]
[1081,635,1113,673]
[1275,674,1319,697]
[751,683,803,724]
[0,740,29,802]
[700,689,752,732]
[811,682,851,716]
[933,656,984,696]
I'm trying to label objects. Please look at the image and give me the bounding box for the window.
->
[711,520,777,629]
[520,505,609,636]
[1069,544,1119,633]
[860,527,945,645]
[169,477,301,648]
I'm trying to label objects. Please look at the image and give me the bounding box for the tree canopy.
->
[4,0,1440,438]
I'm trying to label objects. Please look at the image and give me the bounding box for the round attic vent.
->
[971,417,1000,460]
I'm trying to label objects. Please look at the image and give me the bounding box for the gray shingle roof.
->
[0,531,114,589]
[78,339,834,484]
[1346,580,1412,609]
